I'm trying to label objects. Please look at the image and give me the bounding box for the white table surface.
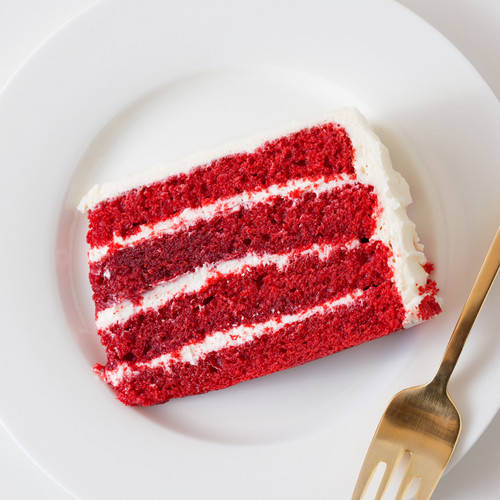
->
[1,1,499,498]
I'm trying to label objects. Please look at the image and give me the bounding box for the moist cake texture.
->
[79,108,441,406]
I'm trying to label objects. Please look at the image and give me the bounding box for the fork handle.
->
[433,225,500,389]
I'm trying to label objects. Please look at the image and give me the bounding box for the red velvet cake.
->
[78,108,441,406]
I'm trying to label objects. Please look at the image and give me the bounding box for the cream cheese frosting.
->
[86,174,355,263]
[102,289,364,387]
[95,240,360,331]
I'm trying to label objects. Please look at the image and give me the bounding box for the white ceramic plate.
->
[1,0,500,498]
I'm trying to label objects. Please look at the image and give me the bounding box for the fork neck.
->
[432,309,484,391]
[432,225,500,391]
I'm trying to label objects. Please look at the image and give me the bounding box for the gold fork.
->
[352,225,500,500]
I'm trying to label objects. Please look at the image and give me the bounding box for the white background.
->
[0,1,499,498]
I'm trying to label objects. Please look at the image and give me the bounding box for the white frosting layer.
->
[87,174,354,262]
[102,289,363,387]
[96,240,360,330]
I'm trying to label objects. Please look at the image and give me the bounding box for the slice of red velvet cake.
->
[78,108,440,406]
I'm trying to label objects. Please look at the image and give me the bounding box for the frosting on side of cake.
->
[335,109,431,327]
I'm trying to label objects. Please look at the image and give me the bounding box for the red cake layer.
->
[87,123,354,248]
[417,280,442,320]
[90,184,377,310]
[99,240,393,366]
[100,282,405,406]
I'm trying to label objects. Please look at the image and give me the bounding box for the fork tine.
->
[394,454,443,500]
[351,449,381,500]
[394,459,416,500]
[351,442,404,500]
[374,450,405,500]
[414,473,442,500]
